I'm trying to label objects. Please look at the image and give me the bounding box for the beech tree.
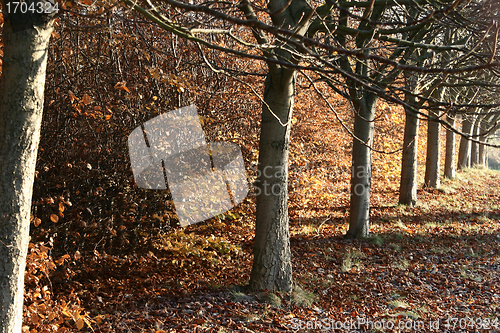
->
[125,0,500,291]
[399,81,421,205]
[0,0,56,331]
[444,112,457,179]
[424,88,445,189]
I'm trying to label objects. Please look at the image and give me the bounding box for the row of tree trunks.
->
[457,111,500,171]
[401,101,496,209]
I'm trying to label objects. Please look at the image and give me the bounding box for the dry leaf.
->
[114,81,130,93]
[55,254,70,265]
[30,312,39,326]
[82,93,92,105]
[76,317,84,330]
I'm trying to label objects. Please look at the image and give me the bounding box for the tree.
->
[0,1,55,331]
[399,97,420,205]
[424,89,445,189]
[399,73,425,206]
[458,113,476,169]
[444,112,457,179]
[128,0,317,291]
[471,114,484,166]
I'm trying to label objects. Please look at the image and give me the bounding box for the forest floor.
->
[25,166,500,333]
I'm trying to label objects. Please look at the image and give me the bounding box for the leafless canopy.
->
[124,0,500,142]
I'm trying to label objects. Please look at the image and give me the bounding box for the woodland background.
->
[0,2,499,332]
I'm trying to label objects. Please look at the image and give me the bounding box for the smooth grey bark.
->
[249,70,294,292]
[444,114,456,179]
[0,8,53,333]
[478,115,489,166]
[246,0,311,292]
[458,114,476,170]
[245,0,310,292]
[470,117,482,166]
[341,3,387,239]
[478,136,487,166]
[424,107,441,188]
[399,95,420,206]
[346,93,378,239]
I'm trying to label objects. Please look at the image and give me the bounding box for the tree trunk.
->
[457,114,475,170]
[424,108,441,188]
[478,138,487,166]
[249,69,294,292]
[0,9,53,333]
[399,97,420,206]
[444,114,456,179]
[470,118,481,167]
[478,117,488,167]
[346,93,378,239]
